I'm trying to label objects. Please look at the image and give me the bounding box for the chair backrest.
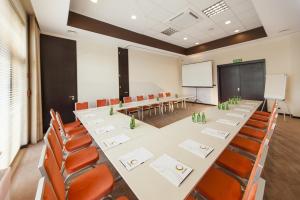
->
[44,127,64,170]
[50,108,56,121]
[75,102,88,110]
[266,107,278,139]
[35,177,58,200]
[136,95,144,101]
[43,146,66,200]
[158,93,164,98]
[165,92,171,97]
[110,98,120,105]
[148,94,155,99]
[96,99,107,107]
[50,120,64,148]
[123,96,132,103]
[55,112,67,135]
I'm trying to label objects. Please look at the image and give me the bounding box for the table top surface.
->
[74,98,261,200]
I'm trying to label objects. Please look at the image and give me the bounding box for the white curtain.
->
[0,0,28,169]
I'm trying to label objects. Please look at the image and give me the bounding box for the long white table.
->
[74,98,261,200]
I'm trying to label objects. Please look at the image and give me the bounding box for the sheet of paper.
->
[233,108,251,113]
[226,112,246,119]
[179,139,214,159]
[87,119,104,125]
[244,102,257,105]
[201,127,230,139]
[119,147,153,171]
[216,119,240,126]
[239,105,254,109]
[95,125,115,134]
[150,154,193,187]
[99,134,130,150]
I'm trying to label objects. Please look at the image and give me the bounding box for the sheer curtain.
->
[0,0,28,169]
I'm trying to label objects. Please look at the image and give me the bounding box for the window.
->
[0,0,28,169]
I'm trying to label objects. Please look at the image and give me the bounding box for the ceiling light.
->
[202,1,229,18]
[131,15,137,20]
[195,42,199,45]
[90,0,98,3]
[183,37,188,40]
[225,20,231,25]
[234,29,240,33]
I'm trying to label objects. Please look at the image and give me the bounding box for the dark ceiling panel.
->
[67,12,267,55]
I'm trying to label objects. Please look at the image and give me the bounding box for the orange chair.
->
[40,145,113,200]
[50,121,92,153]
[75,102,89,110]
[158,92,172,112]
[148,94,160,115]
[158,93,164,98]
[230,135,261,155]
[254,101,277,117]
[123,96,140,117]
[56,112,87,138]
[109,98,120,105]
[165,92,171,97]
[43,128,99,182]
[250,114,269,122]
[96,99,107,107]
[50,109,81,132]
[35,177,57,200]
[137,95,151,118]
[246,119,268,129]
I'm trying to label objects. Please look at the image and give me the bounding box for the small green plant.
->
[218,102,221,110]
[175,94,178,98]
[192,112,196,122]
[201,112,206,123]
[119,101,123,108]
[225,102,229,110]
[109,106,113,115]
[130,115,136,129]
[196,112,201,123]
[156,97,159,101]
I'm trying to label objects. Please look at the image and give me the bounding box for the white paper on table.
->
[244,102,257,105]
[216,119,240,126]
[201,127,230,139]
[82,113,96,118]
[179,139,214,159]
[87,119,104,125]
[234,108,251,113]
[150,154,193,187]
[95,125,115,134]
[226,112,246,119]
[239,105,254,109]
[119,147,153,171]
[99,134,130,150]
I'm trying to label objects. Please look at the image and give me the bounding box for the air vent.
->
[167,9,202,30]
[202,1,229,18]
[161,27,178,36]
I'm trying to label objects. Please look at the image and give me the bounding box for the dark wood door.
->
[40,34,77,132]
[218,66,240,102]
[118,48,129,101]
[218,59,266,103]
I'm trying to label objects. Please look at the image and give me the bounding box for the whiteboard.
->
[182,61,213,87]
[264,74,287,100]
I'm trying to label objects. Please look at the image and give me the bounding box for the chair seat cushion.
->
[116,197,129,200]
[246,119,268,129]
[231,136,261,155]
[65,134,92,152]
[64,121,81,132]
[68,164,114,200]
[239,127,265,140]
[217,149,253,179]
[65,147,99,174]
[66,126,87,138]
[254,111,271,117]
[196,168,242,200]
[127,107,139,113]
[251,114,269,122]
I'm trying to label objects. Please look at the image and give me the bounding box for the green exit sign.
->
[233,58,243,63]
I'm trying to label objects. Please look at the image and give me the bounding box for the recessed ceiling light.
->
[183,37,188,40]
[234,29,240,33]
[202,1,229,18]
[195,42,199,45]
[225,20,231,25]
[90,0,98,3]
[131,15,137,20]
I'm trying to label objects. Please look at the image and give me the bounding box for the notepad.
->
[234,108,251,113]
[95,125,115,134]
[100,134,130,150]
[226,112,246,119]
[83,113,96,118]
[201,127,230,139]
[179,139,214,159]
[150,154,193,187]
[239,105,254,109]
[87,119,104,125]
[119,147,153,171]
[216,119,240,126]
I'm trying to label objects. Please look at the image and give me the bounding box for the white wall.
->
[76,38,181,107]
[182,32,300,116]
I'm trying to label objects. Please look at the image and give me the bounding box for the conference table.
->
[74,96,261,200]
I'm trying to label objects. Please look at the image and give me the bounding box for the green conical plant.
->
[192,112,196,122]
[218,102,221,110]
[130,115,136,129]
[197,112,201,123]
[201,112,206,123]
[221,103,226,110]
[119,101,123,108]
[109,106,113,115]
[225,102,229,110]
[156,97,159,101]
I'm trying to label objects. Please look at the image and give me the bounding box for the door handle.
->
[69,96,75,101]
[237,88,240,92]
[124,91,129,94]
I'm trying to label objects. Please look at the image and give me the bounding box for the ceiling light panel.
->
[202,1,229,18]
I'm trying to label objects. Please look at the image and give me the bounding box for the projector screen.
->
[182,61,213,87]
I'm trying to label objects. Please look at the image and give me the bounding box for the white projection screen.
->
[182,61,213,87]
